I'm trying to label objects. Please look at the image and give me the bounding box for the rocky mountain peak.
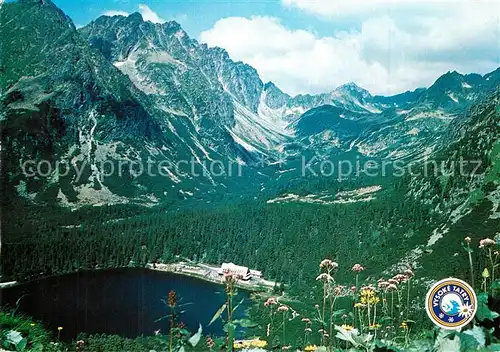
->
[334,82,372,99]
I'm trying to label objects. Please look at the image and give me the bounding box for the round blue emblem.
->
[425,278,477,329]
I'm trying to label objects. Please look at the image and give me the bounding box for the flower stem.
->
[467,244,474,287]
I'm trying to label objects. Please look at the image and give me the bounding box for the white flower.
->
[316,273,334,282]
[448,317,454,323]
[458,302,474,319]
[439,313,445,319]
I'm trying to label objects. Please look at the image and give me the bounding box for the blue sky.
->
[52,0,500,96]
[53,0,347,38]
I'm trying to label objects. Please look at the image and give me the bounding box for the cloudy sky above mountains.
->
[56,0,499,96]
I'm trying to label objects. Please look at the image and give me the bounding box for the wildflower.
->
[404,269,414,277]
[400,322,408,329]
[57,327,63,331]
[30,323,36,326]
[320,259,338,269]
[354,302,366,308]
[168,290,177,307]
[350,286,357,293]
[76,340,85,352]
[479,238,495,248]
[264,297,277,307]
[301,317,311,323]
[482,268,490,278]
[304,327,312,332]
[386,284,398,291]
[277,305,289,312]
[234,338,268,349]
[318,328,326,334]
[369,323,381,330]
[304,345,318,352]
[334,285,344,295]
[378,281,389,289]
[465,236,471,244]
[352,264,365,272]
[360,286,379,304]
[316,273,334,282]
[341,324,354,331]
[154,329,160,335]
[388,279,398,285]
[393,274,408,282]
[282,345,292,351]
[361,295,380,305]
[206,337,215,349]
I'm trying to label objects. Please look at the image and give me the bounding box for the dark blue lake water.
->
[0,268,252,341]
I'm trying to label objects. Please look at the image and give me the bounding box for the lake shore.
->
[0,261,276,293]
[145,262,276,292]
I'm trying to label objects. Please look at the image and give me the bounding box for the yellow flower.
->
[57,326,63,331]
[361,295,380,305]
[354,302,366,308]
[233,342,244,349]
[400,322,408,329]
[341,324,354,331]
[304,345,318,351]
[369,323,381,330]
[30,323,36,326]
[234,339,267,349]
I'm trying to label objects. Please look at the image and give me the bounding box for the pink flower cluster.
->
[320,258,338,269]
[352,264,365,273]
[264,297,278,307]
[277,305,289,312]
[479,238,496,248]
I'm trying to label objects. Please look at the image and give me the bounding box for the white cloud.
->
[102,10,129,17]
[102,5,166,24]
[282,0,496,19]
[138,4,165,23]
[200,2,499,96]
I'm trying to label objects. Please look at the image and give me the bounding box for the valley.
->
[0,0,499,351]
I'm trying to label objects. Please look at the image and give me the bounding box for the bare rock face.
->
[1,0,498,208]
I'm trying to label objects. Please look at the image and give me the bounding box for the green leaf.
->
[476,292,500,322]
[374,339,401,351]
[187,324,202,347]
[15,338,27,352]
[334,325,371,348]
[459,332,480,351]
[232,319,258,328]
[6,331,23,345]
[462,243,473,253]
[332,309,347,317]
[435,336,461,352]
[491,280,500,291]
[487,343,500,351]
[178,328,189,336]
[232,298,245,314]
[462,326,485,348]
[407,339,433,352]
[208,303,227,326]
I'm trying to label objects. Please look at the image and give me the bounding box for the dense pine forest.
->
[0,174,445,293]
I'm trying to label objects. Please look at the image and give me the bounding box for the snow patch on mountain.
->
[448,93,459,103]
[229,100,290,155]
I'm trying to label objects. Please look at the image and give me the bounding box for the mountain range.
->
[1,0,500,325]
[1,0,499,222]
